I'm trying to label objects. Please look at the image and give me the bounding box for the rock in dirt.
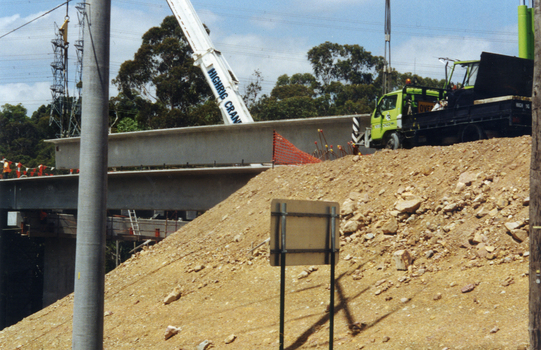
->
[459,171,477,185]
[395,197,423,214]
[381,217,398,235]
[461,284,476,293]
[164,326,181,340]
[393,250,412,271]
[470,231,485,245]
[193,265,205,272]
[164,286,182,305]
[341,200,356,216]
[343,220,360,234]
[224,334,237,344]
[510,229,528,243]
[196,340,212,350]
[504,221,524,232]
[297,270,310,279]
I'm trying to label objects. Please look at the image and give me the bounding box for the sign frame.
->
[269,199,339,350]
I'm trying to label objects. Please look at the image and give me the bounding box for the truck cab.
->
[445,60,480,90]
[369,83,443,149]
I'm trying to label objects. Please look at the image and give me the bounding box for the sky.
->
[0,0,525,116]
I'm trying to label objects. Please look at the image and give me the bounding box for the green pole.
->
[518,5,535,59]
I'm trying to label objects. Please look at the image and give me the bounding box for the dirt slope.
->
[0,136,533,350]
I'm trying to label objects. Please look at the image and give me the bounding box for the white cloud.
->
[0,82,51,114]
[110,5,166,73]
[0,14,20,30]
[219,34,312,95]
[393,35,496,80]
[197,9,223,27]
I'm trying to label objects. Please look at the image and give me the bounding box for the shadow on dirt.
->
[285,270,414,350]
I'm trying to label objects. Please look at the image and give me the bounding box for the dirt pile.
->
[0,136,533,349]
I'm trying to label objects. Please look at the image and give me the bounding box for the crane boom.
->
[166,0,253,124]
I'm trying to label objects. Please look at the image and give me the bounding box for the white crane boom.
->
[165,0,254,124]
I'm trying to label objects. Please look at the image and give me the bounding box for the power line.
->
[0,1,71,40]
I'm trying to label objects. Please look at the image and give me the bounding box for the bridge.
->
[0,114,371,329]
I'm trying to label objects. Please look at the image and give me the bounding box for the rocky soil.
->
[0,135,534,349]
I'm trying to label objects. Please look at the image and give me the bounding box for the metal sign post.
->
[270,199,340,350]
[329,205,337,347]
[279,202,287,349]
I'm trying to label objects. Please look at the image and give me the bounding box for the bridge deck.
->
[0,166,270,211]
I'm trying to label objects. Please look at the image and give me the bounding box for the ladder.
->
[127,210,140,235]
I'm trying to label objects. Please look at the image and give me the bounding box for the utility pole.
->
[71,0,111,349]
[530,1,541,348]
[382,0,391,94]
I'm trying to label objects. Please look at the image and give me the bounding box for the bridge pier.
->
[43,237,76,307]
[0,226,44,329]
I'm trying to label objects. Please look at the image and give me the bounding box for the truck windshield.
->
[380,95,397,111]
[450,62,479,88]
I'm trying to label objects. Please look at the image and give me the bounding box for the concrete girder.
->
[0,166,269,211]
[47,115,370,169]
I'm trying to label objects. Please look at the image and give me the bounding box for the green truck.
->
[352,52,533,149]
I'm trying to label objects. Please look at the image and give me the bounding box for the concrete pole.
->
[71,0,110,348]
[530,1,541,348]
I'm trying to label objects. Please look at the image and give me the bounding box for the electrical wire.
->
[0,1,71,40]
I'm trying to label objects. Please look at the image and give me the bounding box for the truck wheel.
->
[461,124,485,143]
[385,133,402,150]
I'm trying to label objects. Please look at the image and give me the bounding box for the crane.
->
[165,0,254,124]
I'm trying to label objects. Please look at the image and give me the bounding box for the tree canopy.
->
[250,42,384,120]
[249,41,446,121]
[0,104,56,168]
[111,16,221,131]
[110,19,446,126]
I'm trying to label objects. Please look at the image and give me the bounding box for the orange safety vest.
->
[3,161,12,173]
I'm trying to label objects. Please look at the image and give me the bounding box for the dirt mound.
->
[0,136,532,349]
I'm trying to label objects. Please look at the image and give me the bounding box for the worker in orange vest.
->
[3,160,12,179]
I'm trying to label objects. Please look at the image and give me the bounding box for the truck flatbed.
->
[403,95,531,134]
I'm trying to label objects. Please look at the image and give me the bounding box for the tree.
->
[249,42,446,120]
[391,72,446,90]
[0,104,55,168]
[112,16,220,130]
[251,96,318,121]
[249,73,319,121]
[307,42,383,87]
[243,70,264,110]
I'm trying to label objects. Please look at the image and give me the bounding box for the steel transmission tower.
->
[50,12,70,137]
[71,1,87,136]
[50,2,86,138]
